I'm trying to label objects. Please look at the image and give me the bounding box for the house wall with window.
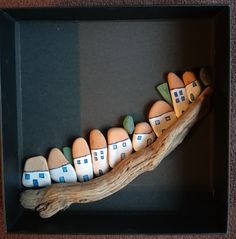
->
[22,171,51,188]
[132,132,156,151]
[108,138,132,168]
[91,148,109,176]
[73,154,94,182]
[49,163,77,183]
[170,88,189,117]
[149,111,177,137]
[185,80,201,102]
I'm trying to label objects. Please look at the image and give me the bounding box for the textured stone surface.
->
[0,0,235,238]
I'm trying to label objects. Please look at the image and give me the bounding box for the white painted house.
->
[149,100,177,137]
[49,163,77,183]
[107,128,133,168]
[22,156,51,188]
[74,154,94,182]
[91,148,109,176]
[72,137,94,182]
[90,129,110,176]
[48,148,77,183]
[132,122,156,151]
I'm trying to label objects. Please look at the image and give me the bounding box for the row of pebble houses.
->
[22,71,205,188]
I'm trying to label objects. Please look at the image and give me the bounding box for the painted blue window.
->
[113,144,117,150]
[165,116,171,121]
[155,119,160,125]
[174,92,178,97]
[176,98,180,103]
[179,90,183,95]
[62,166,67,172]
[100,150,104,155]
[33,179,38,188]
[101,156,104,160]
[59,176,65,183]
[25,173,30,180]
[122,142,126,147]
[94,152,97,156]
[83,175,89,182]
[77,160,81,165]
[137,135,142,140]
[121,153,126,160]
[181,96,185,101]
[39,173,45,178]
[84,158,88,164]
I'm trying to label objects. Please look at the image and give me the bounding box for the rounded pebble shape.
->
[183,71,197,86]
[107,127,130,145]
[72,137,90,158]
[200,67,211,86]
[132,122,156,151]
[167,72,184,90]
[123,115,135,134]
[90,129,107,149]
[48,148,68,169]
[24,156,49,171]
[149,100,173,118]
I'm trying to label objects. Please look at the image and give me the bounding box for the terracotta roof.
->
[167,72,185,90]
[90,129,107,149]
[72,137,90,158]
[24,156,49,171]
[107,127,129,144]
[47,148,68,169]
[149,100,173,118]
[134,122,153,134]
[183,71,197,86]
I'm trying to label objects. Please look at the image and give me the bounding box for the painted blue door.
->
[33,179,39,188]
[83,175,89,182]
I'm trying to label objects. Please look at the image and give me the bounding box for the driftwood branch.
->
[20,87,213,218]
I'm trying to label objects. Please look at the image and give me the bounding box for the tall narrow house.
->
[168,72,189,118]
[183,71,202,102]
[72,137,94,182]
[90,129,110,176]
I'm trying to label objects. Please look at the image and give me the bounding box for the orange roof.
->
[47,148,68,169]
[107,127,129,144]
[167,72,184,90]
[149,100,173,118]
[134,122,153,134]
[90,129,107,149]
[72,137,90,158]
[183,71,197,86]
[24,156,49,171]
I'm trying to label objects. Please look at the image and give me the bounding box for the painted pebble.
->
[149,100,177,137]
[62,147,73,165]
[90,129,109,176]
[168,72,189,118]
[183,71,202,102]
[48,148,77,183]
[132,122,156,151]
[72,137,94,182]
[123,115,135,135]
[156,82,172,106]
[200,67,211,86]
[107,127,133,168]
[22,156,51,188]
